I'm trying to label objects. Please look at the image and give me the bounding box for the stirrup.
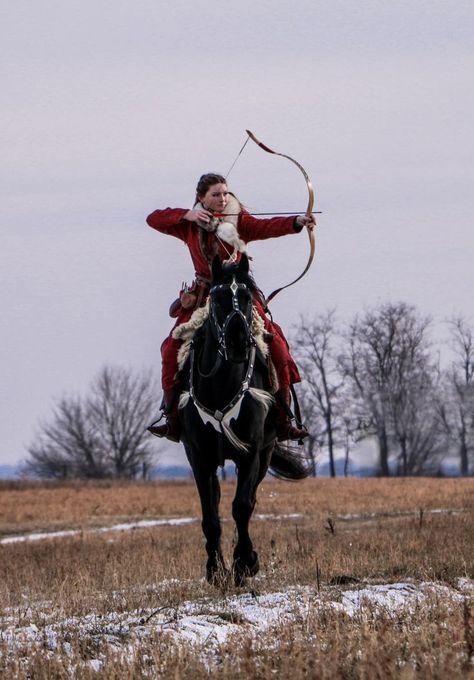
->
[147,412,167,438]
[276,420,309,443]
[147,413,180,443]
[147,412,165,432]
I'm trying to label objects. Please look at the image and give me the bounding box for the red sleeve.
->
[146,208,191,242]
[238,212,302,243]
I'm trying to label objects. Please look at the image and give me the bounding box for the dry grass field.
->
[0,477,473,678]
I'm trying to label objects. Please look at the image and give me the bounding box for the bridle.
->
[188,275,259,444]
[208,275,253,363]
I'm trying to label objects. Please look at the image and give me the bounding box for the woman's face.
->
[199,183,229,213]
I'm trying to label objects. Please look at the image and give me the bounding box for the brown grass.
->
[1,476,472,534]
[0,477,473,678]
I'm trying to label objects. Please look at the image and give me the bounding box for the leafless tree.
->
[25,365,160,479]
[337,390,370,476]
[385,312,441,475]
[293,310,346,477]
[437,317,474,476]
[293,382,325,476]
[340,302,438,476]
[390,360,443,475]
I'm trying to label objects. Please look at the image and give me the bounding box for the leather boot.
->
[147,388,181,443]
[274,388,309,442]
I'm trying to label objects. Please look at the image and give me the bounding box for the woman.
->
[146,173,314,443]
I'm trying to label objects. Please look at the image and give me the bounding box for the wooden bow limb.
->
[244,129,317,306]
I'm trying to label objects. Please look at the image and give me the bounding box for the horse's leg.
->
[232,447,271,586]
[192,466,228,585]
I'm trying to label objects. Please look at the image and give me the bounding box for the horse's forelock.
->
[217,261,257,293]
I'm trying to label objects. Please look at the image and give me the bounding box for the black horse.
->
[179,254,308,586]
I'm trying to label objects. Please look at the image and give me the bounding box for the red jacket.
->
[146,208,301,280]
[147,208,302,388]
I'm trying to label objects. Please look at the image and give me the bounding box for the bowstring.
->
[225,134,251,180]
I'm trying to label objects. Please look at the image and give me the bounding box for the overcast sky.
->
[2,1,473,467]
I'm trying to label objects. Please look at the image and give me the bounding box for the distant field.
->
[1,477,473,678]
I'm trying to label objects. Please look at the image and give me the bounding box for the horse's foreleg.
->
[232,441,274,586]
[192,468,228,585]
[232,461,262,586]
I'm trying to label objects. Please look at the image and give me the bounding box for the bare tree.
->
[341,302,437,476]
[437,317,474,476]
[391,361,443,475]
[25,365,160,479]
[293,382,325,476]
[385,312,441,475]
[337,390,369,477]
[293,311,346,477]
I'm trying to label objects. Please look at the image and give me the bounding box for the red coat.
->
[146,208,302,280]
[147,208,302,390]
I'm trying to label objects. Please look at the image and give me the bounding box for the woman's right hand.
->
[183,208,212,224]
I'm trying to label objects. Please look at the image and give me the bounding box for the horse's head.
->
[209,254,256,362]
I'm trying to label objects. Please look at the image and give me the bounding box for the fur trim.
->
[216,221,247,253]
[195,195,246,259]
[172,301,209,370]
[172,301,269,371]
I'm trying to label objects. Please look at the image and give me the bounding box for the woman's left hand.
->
[295,214,316,230]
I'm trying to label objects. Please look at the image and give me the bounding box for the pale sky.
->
[2,1,473,467]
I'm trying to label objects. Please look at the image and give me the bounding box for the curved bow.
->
[245,130,316,305]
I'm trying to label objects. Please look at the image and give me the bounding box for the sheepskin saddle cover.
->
[172,302,276,387]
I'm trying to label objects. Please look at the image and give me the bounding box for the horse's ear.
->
[211,255,222,281]
[239,253,249,274]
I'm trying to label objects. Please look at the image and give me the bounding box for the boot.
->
[274,388,309,442]
[147,388,181,443]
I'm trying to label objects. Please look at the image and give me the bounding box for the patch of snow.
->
[1,529,81,544]
[339,582,421,613]
[0,517,197,545]
[0,513,303,546]
[1,579,472,675]
[336,508,467,521]
[88,659,103,672]
[456,577,474,595]
[334,581,466,617]
[254,513,303,521]
[169,615,240,646]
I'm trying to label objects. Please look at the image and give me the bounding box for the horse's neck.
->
[199,331,248,406]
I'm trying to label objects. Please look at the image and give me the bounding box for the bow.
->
[245,129,316,306]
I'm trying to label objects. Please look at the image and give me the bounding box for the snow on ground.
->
[1,510,472,671]
[0,517,198,545]
[336,508,468,521]
[1,507,466,546]
[0,513,303,545]
[1,579,473,673]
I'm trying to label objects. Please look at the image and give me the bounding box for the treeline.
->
[292,302,474,477]
[25,303,474,480]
